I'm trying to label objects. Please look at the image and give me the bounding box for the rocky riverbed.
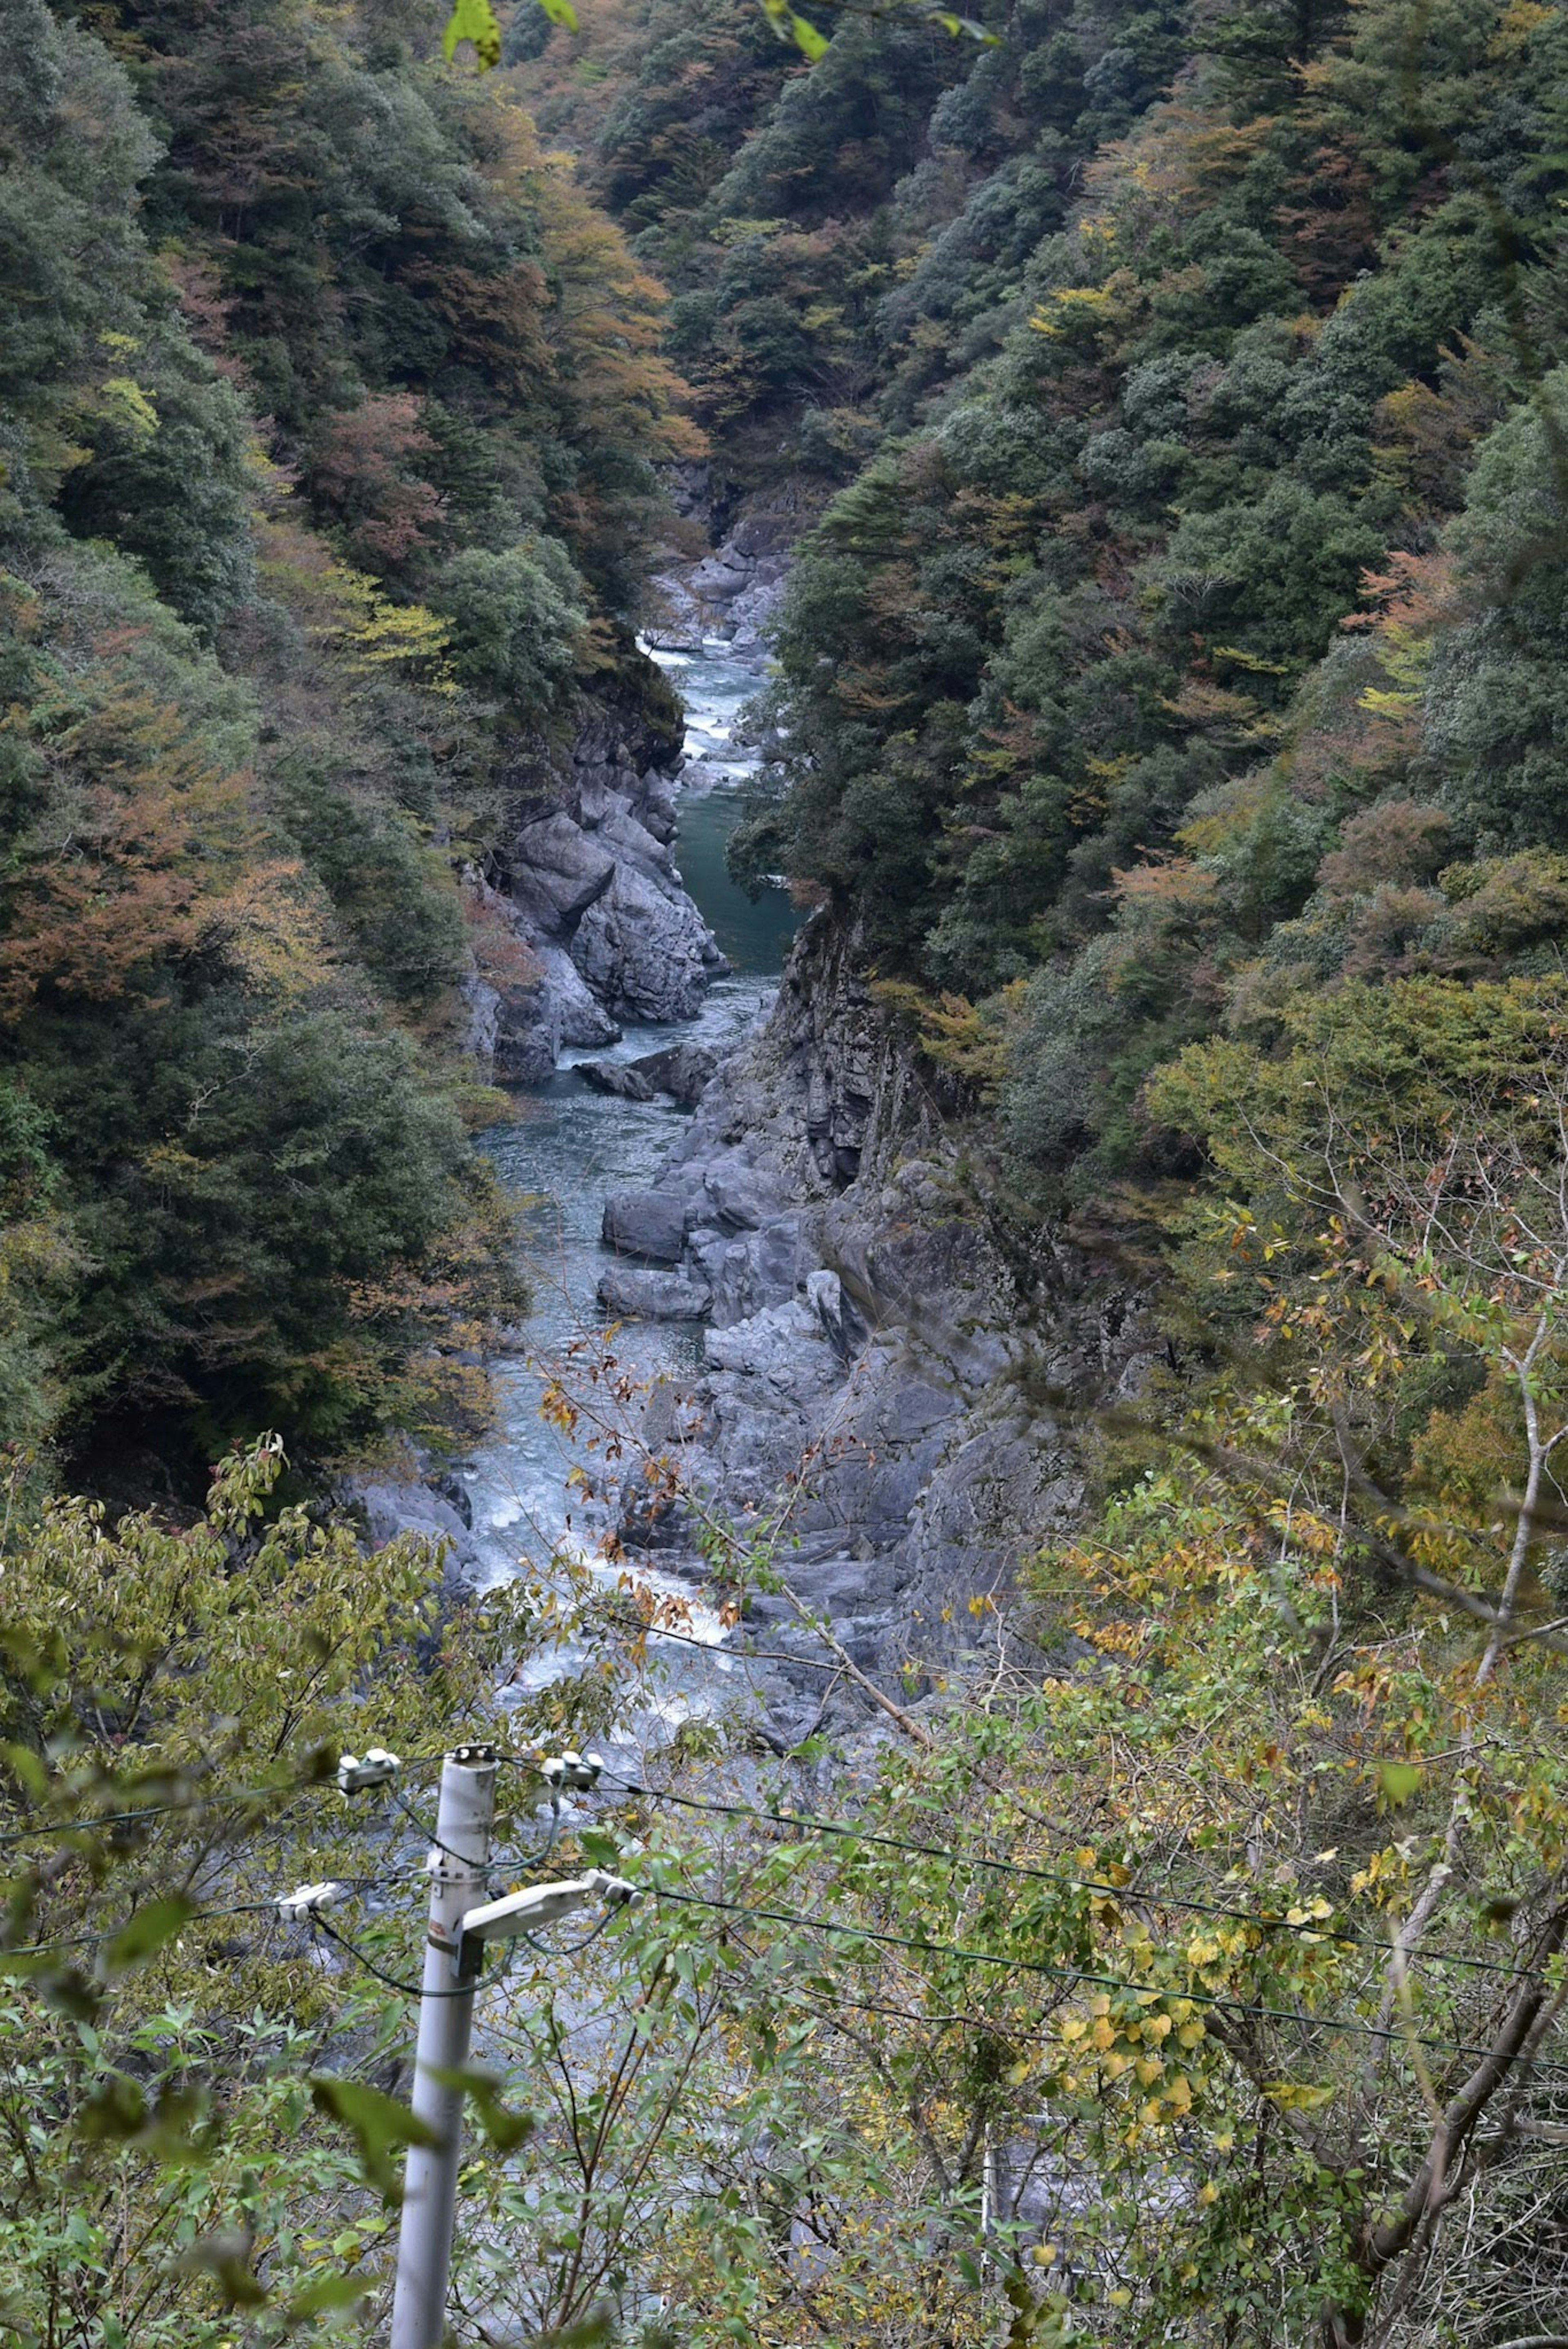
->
[593,914,1156,1724]
[374,510,1151,1753]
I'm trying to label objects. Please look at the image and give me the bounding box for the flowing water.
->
[459,642,797,1726]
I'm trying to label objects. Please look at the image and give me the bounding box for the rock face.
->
[578,1043,718,1109]
[342,1475,483,1636]
[646,483,828,655]
[591,912,1156,1671]
[597,1266,713,1320]
[469,488,843,1083]
[466,691,728,1082]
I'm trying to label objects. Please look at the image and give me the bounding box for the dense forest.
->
[518,0,1568,1201]
[0,0,696,1480]
[5,0,1568,2343]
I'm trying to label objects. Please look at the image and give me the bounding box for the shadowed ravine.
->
[461,640,797,1729]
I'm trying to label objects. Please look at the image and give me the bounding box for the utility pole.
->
[386,1743,632,2349]
[390,1741,497,2349]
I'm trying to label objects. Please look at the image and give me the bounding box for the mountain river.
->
[458,639,797,1735]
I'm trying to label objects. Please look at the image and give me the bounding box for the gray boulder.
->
[597,1267,713,1320]
[508,811,616,933]
[637,781,679,844]
[628,1043,718,1108]
[690,1216,804,1327]
[345,1477,480,1614]
[578,1060,657,1102]
[570,863,728,1023]
[704,1300,838,1394]
[602,1187,690,1264]
[806,1267,864,1357]
[702,1156,779,1231]
[535,942,620,1050]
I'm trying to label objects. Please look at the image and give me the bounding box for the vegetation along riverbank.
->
[3,0,1568,2339]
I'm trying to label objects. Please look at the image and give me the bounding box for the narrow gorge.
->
[9,0,1568,2334]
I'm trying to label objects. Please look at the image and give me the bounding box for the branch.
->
[1363,1897,1568,2280]
[777,1577,935,1747]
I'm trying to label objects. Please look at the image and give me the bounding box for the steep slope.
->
[0,0,702,1480]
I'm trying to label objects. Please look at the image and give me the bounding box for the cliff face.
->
[598,910,1154,1714]
[464,691,728,1082]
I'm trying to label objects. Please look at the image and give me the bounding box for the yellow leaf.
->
[1262,2080,1336,2110]
[441,0,502,69]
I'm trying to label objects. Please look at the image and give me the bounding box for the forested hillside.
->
[0,0,695,1479]
[6,2,1568,2345]
[515,0,1568,1200]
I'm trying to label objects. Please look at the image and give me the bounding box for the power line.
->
[0,1894,285,1965]
[609,1775,1530,1984]
[309,1913,484,2000]
[0,1747,465,1857]
[646,1881,1568,2079]
[0,1859,440,1967]
[0,1768,344,1854]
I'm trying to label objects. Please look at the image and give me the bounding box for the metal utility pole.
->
[390,1741,497,2349]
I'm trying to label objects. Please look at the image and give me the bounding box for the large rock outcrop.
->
[468,691,727,1078]
[592,913,1156,1672]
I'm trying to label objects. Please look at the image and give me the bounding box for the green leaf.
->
[536,0,580,27]
[77,2075,148,2142]
[176,2234,268,2309]
[33,1962,102,2022]
[1376,1761,1422,1806]
[533,2319,613,2349]
[788,13,830,56]
[311,2076,442,2202]
[429,2065,536,2153]
[285,2274,376,2319]
[441,0,502,69]
[100,1895,197,1979]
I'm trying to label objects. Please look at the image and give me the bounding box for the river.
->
[457,640,796,1728]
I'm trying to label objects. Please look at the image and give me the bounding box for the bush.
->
[431,538,588,719]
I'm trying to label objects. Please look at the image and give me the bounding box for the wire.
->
[0,1747,459,1857]
[608,1775,1531,1985]
[0,1895,283,1965]
[387,1786,515,1878]
[517,1908,624,1960]
[310,1914,481,1999]
[646,1882,1568,2079]
[0,1766,345,1855]
[0,1858,440,1966]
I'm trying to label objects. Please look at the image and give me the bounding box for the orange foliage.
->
[308,393,448,569]
[0,653,263,1020]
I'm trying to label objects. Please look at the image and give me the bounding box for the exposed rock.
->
[570,859,727,1023]
[806,1267,863,1358]
[506,809,616,933]
[688,1215,804,1327]
[536,943,621,1050]
[628,1042,718,1108]
[602,1186,691,1265]
[462,682,723,1083]
[600,906,1154,1666]
[643,568,709,651]
[597,1266,713,1320]
[638,780,679,844]
[343,1476,481,1619]
[461,973,502,1064]
[704,1298,833,1381]
[577,1060,657,1102]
